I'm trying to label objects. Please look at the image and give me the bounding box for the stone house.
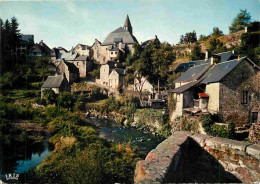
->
[91,15,138,64]
[16,34,34,56]
[56,59,79,83]
[41,74,70,95]
[51,47,68,63]
[71,44,90,56]
[169,55,260,127]
[56,52,92,78]
[96,61,125,90]
[29,40,51,57]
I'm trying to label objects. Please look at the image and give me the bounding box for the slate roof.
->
[216,51,233,62]
[106,61,124,68]
[102,27,138,46]
[175,63,211,83]
[58,52,78,61]
[74,55,88,61]
[20,35,34,45]
[124,15,132,28]
[42,75,65,88]
[114,68,126,75]
[201,57,246,84]
[30,44,44,53]
[169,80,202,93]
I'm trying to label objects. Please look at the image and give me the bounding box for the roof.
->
[42,75,65,88]
[74,55,88,61]
[109,47,119,51]
[114,68,126,75]
[124,15,132,28]
[175,63,211,83]
[58,52,78,61]
[64,61,79,73]
[30,44,44,53]
[201,57,246,84]
[141,36,160,48]
[169,80,202,93]
[102,27,138,46]
[20,35,34,45]
[216,51,233,62]
[106,61,124,68]
[198,93,209,98]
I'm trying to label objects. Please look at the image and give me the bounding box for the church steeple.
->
[123,15,133,35]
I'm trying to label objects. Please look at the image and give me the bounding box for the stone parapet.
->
[134,131,260,183]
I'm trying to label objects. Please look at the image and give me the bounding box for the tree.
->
[35,57,53,81]
[43,89,57,104]
[207,37,227,53]
[183,31,197,43]
[211,27,224,37]
[229,9,251,33]
[190,43,204,61]
[151,42,176,94]
[198,34,209,42]
[57,92,75,110]
[179,35,184,44]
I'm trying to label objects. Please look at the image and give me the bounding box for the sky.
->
[1,0,259,50]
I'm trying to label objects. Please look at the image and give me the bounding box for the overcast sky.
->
[1,0,259,50]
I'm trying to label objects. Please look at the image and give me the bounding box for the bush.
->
[201,114,236,139]
[57,92,75,110]
[42,89,57,104]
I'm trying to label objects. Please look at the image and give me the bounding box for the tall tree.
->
[211,27,224,37]
[229,9,251,33]
[190,42,204,61]
[183,31,197,43]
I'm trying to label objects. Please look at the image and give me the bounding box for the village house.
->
[41,74,70,95]
[91,15,138,64]
[51,47,68,62]
[56,59,79,83]
[174,50,236,73]
[16,34,34,56]
[141,35,160,49]
[169,55,260,127]
[71,44,91,56]
[55,52,92,78]
[28,40,51,57]
[96,61,125,90]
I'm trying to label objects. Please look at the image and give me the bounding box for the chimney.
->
[210,55,221,65]
[245,26,248,33]
[205,50,209,61]
[232,50,235,54]
[238,55,241,60]
[155,35,157,39]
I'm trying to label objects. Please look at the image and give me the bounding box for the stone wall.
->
[134,131,260,183]
[219,60,260,126]
[205,82,220,113]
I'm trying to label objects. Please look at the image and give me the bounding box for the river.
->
[1,117,163,182]
[86,117,164,157]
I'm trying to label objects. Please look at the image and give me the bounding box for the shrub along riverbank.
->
[1,89,140,183]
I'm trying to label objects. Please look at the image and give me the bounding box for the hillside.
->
[172,30,246,68]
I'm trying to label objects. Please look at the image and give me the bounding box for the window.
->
[251,112,258,123]
[77,62,79,66]
[241,91,248,104]
[115,52,117,54]
[111,52,113,54]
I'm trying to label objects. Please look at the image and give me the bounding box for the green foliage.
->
[57,92,75,110]
[198,34,210,42]
[179,116,199,133]
[35,57,53,81]
[207,37,227,53]
[0,72,16,89]
[42,89,57,105]
[201,114,236,139]
[211,27,224,37]
[180,31,197,44]
[229,9,251,33]
[190,42,204,61]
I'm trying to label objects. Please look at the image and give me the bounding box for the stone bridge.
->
[134,131,260,183]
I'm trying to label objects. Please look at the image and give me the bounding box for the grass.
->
[1,89,39,101]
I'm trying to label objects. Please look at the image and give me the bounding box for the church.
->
[92,15,138,64]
